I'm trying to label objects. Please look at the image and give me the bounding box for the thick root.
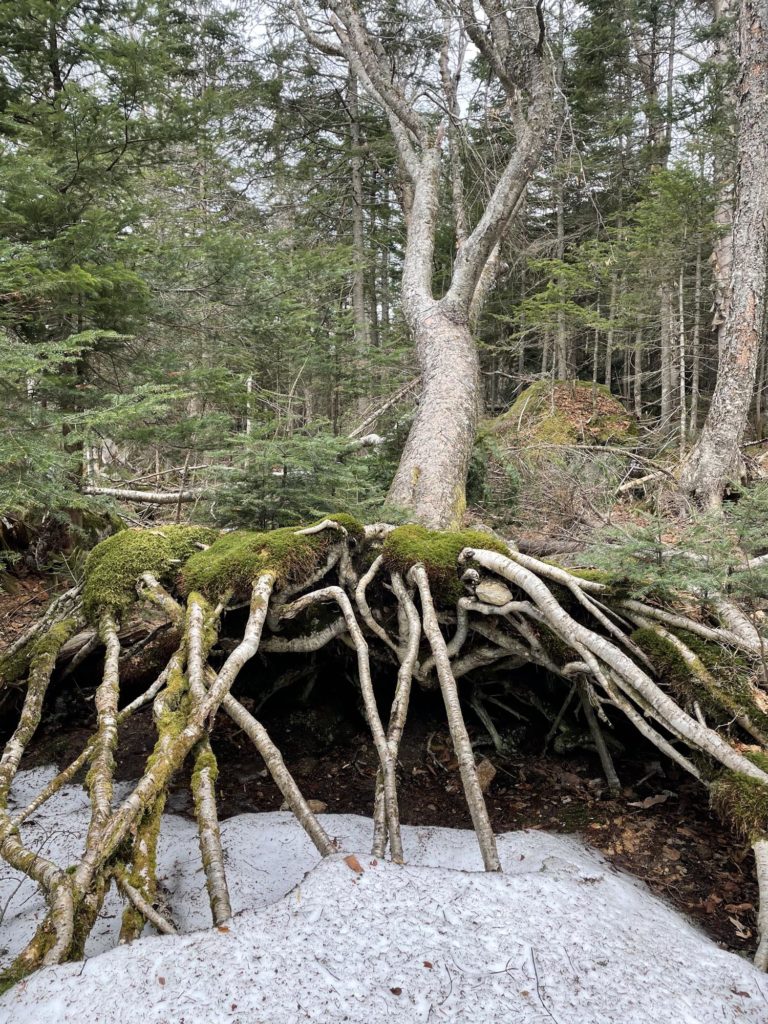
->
[411,565,501,872]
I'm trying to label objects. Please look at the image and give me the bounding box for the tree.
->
[293,1,554,528]
[680,0,768,506]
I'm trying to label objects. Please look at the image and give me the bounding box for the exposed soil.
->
[20,657,760,963]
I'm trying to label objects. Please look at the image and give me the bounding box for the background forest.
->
[1,0,766,553]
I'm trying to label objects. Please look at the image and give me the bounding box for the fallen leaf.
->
[344,854,364,874]
[628,794,669,809]
[158,977,165,986]
[701,894,722,914]
[217,925,230,933]
[423,961,433,969]
[390,987,402,996]
[724,903,754,914]
[662,846,681,861]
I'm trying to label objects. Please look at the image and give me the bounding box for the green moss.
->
[323,512,365,546]
[711,769,768,841]
[631,627,768,734]
[186,591,218,652]
[153,661,189,740]
[184,529,319,599]
[181,514,362,601]
[495,380,638,447]
[381,525,510,604]
[0,617,77,685]
[82,525,218,621]
[0,640,35,685]
[191,746,219,784]
[564,567,633,598]
[745,750,768,774]
[669,628,749,676]
[631,628,692,687]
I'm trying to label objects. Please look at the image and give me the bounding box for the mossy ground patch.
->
[381,525,510,604]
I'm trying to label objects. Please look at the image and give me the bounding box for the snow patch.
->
[1,768,767,1022]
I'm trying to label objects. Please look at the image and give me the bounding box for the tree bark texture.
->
[681,0,768,505]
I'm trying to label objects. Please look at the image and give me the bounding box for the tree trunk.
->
[659,282,674,430]
[348,70,370,391]
[297,0,552,528]
[634,328,643,418]
[681,0,768,505]
[386,303,480,529]
[710,0,737,360]
[678,265,687,451]
[604,275,617,390]
[691,235,702,434]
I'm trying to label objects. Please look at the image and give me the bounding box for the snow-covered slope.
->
[1,768,766,1023]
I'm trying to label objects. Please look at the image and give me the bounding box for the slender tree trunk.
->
[691,235,702,434]
[554,0,568,381]
[634,328,643,418]
[660,282,674,431]
[678,265,687,451]
[348,70,370,388]
[681,0,768,505]
[604,275,617,390]
[541,329,551,377]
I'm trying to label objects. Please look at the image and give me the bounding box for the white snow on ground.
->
[1,767,768,1023]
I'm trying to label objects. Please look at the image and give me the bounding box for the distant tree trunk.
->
[592,298,600,384]
[348,70,370,387]
[634,328,643,417]
[604,275,617,390]
[681,0,768,506]
[690,235,703,434]
[660,282,674,431]
[678,265,687,451]
[710,0,737,359]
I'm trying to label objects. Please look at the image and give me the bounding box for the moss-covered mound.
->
[381,525,509,604]
[470,381,637,526]
[630,627,768,735]
[182,514,363,601]
[83,525,219,621]
[711,751,768,841]
[490,380,637,447]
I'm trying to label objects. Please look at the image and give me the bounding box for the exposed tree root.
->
[3,518,768,980]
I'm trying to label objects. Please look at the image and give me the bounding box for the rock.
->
[281,799,327,814]
[475,579,513,607]
[475,758,497,793]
